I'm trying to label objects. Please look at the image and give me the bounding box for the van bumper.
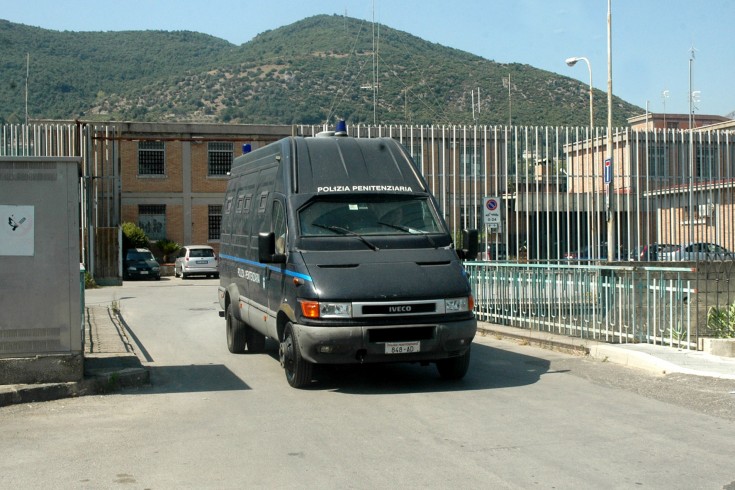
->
[291,319,476,364]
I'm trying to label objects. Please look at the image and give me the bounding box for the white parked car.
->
[661,242,735,261]
[174,245,219,278]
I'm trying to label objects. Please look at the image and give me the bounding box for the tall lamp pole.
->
[606,0,614,262]
[566,56,596,255]
[565,57,594,131]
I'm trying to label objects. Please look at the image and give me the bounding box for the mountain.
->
[0,15,641,126]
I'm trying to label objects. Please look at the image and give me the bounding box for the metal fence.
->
[466,261,699,348]
[300,123,735,265]
[1,122,121,281]
[299,123,734,345]
[4,121,735,345]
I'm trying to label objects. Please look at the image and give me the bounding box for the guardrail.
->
[465,262,698,349]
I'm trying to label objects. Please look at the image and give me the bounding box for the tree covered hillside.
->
[0,15,641,126]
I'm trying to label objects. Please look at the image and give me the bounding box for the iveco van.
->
[217,127,478,388]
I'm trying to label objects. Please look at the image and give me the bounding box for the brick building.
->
[118,122,293,256]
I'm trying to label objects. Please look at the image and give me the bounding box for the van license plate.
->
[385,341,420,354]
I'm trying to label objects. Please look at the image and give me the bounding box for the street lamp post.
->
[565,57,594,131]
[566,56,596,257]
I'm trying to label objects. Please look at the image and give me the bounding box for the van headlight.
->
[300,300,352,319]
[445,296,472,312]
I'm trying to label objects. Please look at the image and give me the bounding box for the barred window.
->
[209,205,222,240]
[138,141,165,175]
[138,204,166,241]
[647,145,666,177]
[208,142,233,176]
[460,146,484,179]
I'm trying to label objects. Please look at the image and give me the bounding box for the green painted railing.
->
[465,261,698,349]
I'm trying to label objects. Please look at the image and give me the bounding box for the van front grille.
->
[368,326,435,343]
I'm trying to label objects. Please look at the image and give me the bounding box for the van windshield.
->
[299,197,443,237]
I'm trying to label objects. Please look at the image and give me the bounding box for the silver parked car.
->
[661,242,735,261]
[174,245,219,278]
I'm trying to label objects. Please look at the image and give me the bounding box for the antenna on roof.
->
[25,53,29,125]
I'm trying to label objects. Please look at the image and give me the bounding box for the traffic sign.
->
[483,196,501,225]
[604,158,612,184]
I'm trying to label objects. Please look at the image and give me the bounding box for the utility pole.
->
[688,47,696,247]
[606,0,615,262]
[508,74,512,127]
[25,53,30,125]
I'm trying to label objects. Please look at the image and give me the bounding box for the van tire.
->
[436,346,471,380]
[226,303,246,353]
[245,326,266,353]
[280,323,312,388]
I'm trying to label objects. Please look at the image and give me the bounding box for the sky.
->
[2,0,734,118]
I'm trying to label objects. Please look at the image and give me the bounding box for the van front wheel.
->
[280,323,312,388]
[226,303,246,353]
[436,346,471,380]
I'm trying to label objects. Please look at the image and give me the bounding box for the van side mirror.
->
[458,229,479,260]
[258,232,286,264]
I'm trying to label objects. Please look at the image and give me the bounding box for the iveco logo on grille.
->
[389,305,412,313]
[362,303,436,315]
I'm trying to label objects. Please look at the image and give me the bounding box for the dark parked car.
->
[124,248,161,280]
[564,244,605,261]
[630,243,676,261]
[564,242,627,262]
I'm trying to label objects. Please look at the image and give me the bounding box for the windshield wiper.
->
[377,221,437,248]
[312,223,380,251]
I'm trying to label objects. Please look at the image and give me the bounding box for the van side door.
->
[264,196,288,339]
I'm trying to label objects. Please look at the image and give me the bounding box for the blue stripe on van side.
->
[219,253,313,282]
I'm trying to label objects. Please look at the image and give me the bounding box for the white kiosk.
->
[0,157,84,384]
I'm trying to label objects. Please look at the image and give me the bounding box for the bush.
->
[706,303,735,339]
[121,222,148,250]
[84,271,98,289]
[156,238,180,263]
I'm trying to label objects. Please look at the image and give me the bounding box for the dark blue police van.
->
[218,125,478,388]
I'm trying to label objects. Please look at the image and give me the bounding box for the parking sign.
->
[483,196,501,225]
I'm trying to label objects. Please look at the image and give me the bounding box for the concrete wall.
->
[0,157,83,383]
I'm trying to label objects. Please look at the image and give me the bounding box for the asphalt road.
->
[1,278,734,489]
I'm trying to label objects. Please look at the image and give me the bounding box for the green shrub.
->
[84,271,98,289]
[121,222,148,250]
[706,303,735,339]
[156,239,180,263]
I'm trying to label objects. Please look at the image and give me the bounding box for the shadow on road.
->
[120,315,561,396]
[260,340,559,394]
[144,364,251,394]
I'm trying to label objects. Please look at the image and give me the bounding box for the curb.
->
[477,323,592,357]
[0,304,150,408]
[587,344,676,375]
[477,322,673,376]
[478,322,735,379]
[0,366,149,408]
